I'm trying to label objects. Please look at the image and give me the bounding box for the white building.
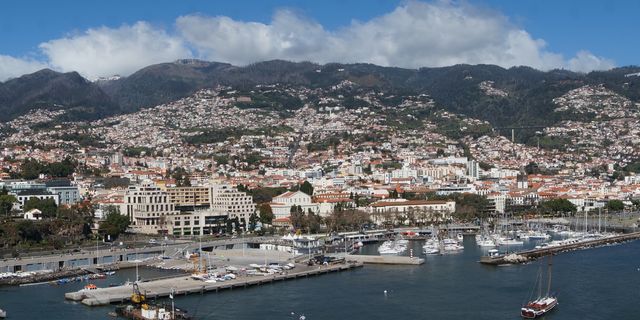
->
[122,183,180,234]
[23,208,43,220]
[368,199,456,224]
[466,160,480,180]
[270,191,319,219]
[209,185,256,225]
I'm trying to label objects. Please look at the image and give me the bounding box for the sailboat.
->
[521,256,558,318]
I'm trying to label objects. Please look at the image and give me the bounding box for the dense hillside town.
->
[0,77,639,246]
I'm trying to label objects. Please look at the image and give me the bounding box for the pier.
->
[480,232,640,265]
[343,254,424,265]
[65,262,362,306]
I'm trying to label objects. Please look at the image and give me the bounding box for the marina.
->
[480,231,640,265]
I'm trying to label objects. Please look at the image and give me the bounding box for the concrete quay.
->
[480,232,640,265]
[0,237,276,273]
[65,262,362,306]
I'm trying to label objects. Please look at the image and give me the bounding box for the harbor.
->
[0,233,638,319]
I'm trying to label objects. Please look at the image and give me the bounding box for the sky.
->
[0,0,636,81]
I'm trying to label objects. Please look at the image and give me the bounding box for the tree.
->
[290,205,305,230]
[258,204,274,225]
[24,197,58,218]
[0,194,17,216]
[169,167,191,187]
[540,198,577,215]
[453,194,490,221]
[248,212,259,231]
[306,211,322,233]
[300,180,314,196]
[606,200,624,212]
[99,207,130,239]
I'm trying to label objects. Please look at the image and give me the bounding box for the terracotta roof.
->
[371,200,450,207]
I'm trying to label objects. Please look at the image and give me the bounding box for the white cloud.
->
[0,55,49,82]
[0,1,618,81]
[176,1,613,72]
[39,22,192,80]
[567,50,615,73]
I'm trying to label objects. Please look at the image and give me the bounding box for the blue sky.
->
[0,0,636,80]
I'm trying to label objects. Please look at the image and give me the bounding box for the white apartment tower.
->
[122,183,179,234]
[209,185,256,225]
[466,160,480,180]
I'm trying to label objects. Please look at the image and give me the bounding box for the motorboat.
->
[422,238,440,255]
[442,238,463,252]
[0,308,6,319]
[378,239,408,255]
[497,237,524,246]
[476,234,496,247]
[528,232,551,240]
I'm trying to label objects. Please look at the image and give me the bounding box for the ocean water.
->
[1,237,638,320]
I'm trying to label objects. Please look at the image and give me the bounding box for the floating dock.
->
[65,262,362,306]
[480,232,640,265]
[344,254,424,265]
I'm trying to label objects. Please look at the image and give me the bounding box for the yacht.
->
[422,238,440,255]
[497,237,524,246]
[476,234,497,247]
[528,232,551,240]
[442,238,464,252]
[378,239,408,255]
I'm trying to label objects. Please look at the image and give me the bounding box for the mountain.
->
[2,61,640,135]
[97,59,234,113]
[0,69,117,121]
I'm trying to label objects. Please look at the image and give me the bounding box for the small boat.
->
[82,283,98,291]
[0,308,6,318]
[521,256,558,318]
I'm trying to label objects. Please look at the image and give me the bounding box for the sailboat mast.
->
[546,255,553,296]
[538,271,542,298]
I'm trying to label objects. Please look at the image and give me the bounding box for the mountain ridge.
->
[2,60,640,129]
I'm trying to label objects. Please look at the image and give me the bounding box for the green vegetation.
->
[18,158,76,179]
[606,200,624,212]
[237,185,288,204]
[24,198,58,218]
[0,203,94,250]
[258,204,274,225]
[540,198,577,215]
[299,180,314,196]
[99,206,130,239]
[168,167,191,187]
[123,146,154,157]
[57,132,105,147]
[528,135,572,151]
[236,91,303,110]
[0,188,17,216]
[307,136,341,152]
[427,192,490,221]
